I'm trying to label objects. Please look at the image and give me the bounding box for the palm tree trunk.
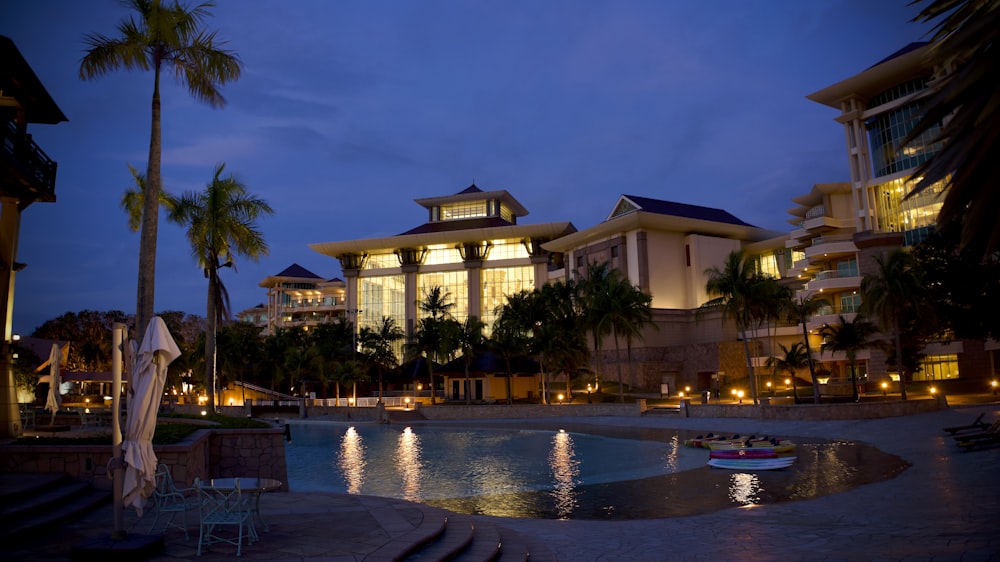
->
[205,269,218,412]
[428,360,436,405]
[464,362,471,405]
[505,363,513,405]
[613,327,624,403]
[136,67,162,343]
[801,323,820,404]
[893,318,907,400]
[739,325,758,405]
[849,356,859,402]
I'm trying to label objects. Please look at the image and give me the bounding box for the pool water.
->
[283,421,909,520]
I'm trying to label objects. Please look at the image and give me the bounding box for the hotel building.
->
[242,42,997,399]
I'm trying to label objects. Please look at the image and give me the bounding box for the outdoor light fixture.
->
[678,391,684,398]
[557,393,564,403]
[882,381,888,396]
[930,386,937,395]
[404,397,411,410]
[737,390,745,404]
[685,386,691,393]
[201,410,207,416]
[992,380,998,396]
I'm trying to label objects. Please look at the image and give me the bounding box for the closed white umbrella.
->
[122,317,181,516]
[43,343,61,425]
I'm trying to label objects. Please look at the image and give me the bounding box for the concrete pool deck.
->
[7,401,1000,561]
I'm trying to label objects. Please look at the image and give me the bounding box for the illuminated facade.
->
[309,184,575,401]
[803,42,994,385]
[238,264,346,334]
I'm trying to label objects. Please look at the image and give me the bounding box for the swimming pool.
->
[284,420,908,520]
[285,422,702,518]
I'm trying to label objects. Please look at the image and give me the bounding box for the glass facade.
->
[417,270,469,321]
[872,176,945,245]
[913,354,960,381]
[365,252,399,270]
[485,239,530,262]
[424,244,463,266]
[480,265,534,331]
[360,274,406,333]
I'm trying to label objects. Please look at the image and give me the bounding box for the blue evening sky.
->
[2,0,931,334]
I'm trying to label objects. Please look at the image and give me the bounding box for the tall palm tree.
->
[820,315,879,402]
[80,0,243,341]
[359,316,404,404]
[456,316,486,404]
[705,250,761,404]
[169,163,272,411]
[861,249,924,400]
[905,0,1000,259]
[784,294,829,404]
[534,280,585,404]
[767,342,809,404]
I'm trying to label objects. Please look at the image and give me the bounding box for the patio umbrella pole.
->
[112,322,125,540]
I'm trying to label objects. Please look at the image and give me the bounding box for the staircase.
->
[364,508,549,562]
[0,473,111,543]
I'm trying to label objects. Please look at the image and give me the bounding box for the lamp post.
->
[586,383,592,403]
[992,380,998,396]
[881,381,888,396]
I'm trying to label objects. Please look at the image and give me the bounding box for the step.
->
[453,520,502,562]
[406,514,476,561]
[364,509,448,562]
[0,477,90,524]
[0,472,72,504]
[1,487,111,542]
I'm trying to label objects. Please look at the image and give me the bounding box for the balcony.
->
[804,269,862,293]
[0,120,57,202]
[803,236,857,260]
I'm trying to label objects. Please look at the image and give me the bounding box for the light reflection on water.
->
[549,429,580,518]
[727,472,761,505]
[337,426,365,494]
[395,427,421,502]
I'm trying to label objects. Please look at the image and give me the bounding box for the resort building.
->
[239,264,346,334]
[307,184,576,401]
[802,41,997,387]
[244,42,996,402]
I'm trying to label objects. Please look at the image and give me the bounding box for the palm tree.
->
[767,342,809,404]
[168,163,272,411]
[359,316,404,403]
[820,315,879,402]
[602,278,654,402]
[456,316,486,404]
[534,280,585,404]
[784,294,829,404]
[408,286,458,404]
[705,250,761,404]
[905,0,1000,260]
[861,249,923,400]
[120,163,176,233]
[80,0,243,341]
[578,262,617,388]
[489,305,531,405]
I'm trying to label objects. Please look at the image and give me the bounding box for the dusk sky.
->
[4,1,932,335]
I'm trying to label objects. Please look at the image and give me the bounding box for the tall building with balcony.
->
[804,42,995,386]
[239,264,346,334]
[1,36,68,437]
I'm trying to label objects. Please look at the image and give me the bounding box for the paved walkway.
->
[7,402,1000,561]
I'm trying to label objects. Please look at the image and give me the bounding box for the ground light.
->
[882,381,888,396]
[737,390,745,404]
[404,397,411,410]
[992,380,998,396]
[557,393,564,404]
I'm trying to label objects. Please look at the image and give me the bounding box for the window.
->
[481,266,534,334]
[610,246,619,258]
[913,354,960,381]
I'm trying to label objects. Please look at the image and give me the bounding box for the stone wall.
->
[677,395,947,420]
[0,427,288,491]
[417,402,641,420]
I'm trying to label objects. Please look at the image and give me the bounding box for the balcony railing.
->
[0,121,57,200]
